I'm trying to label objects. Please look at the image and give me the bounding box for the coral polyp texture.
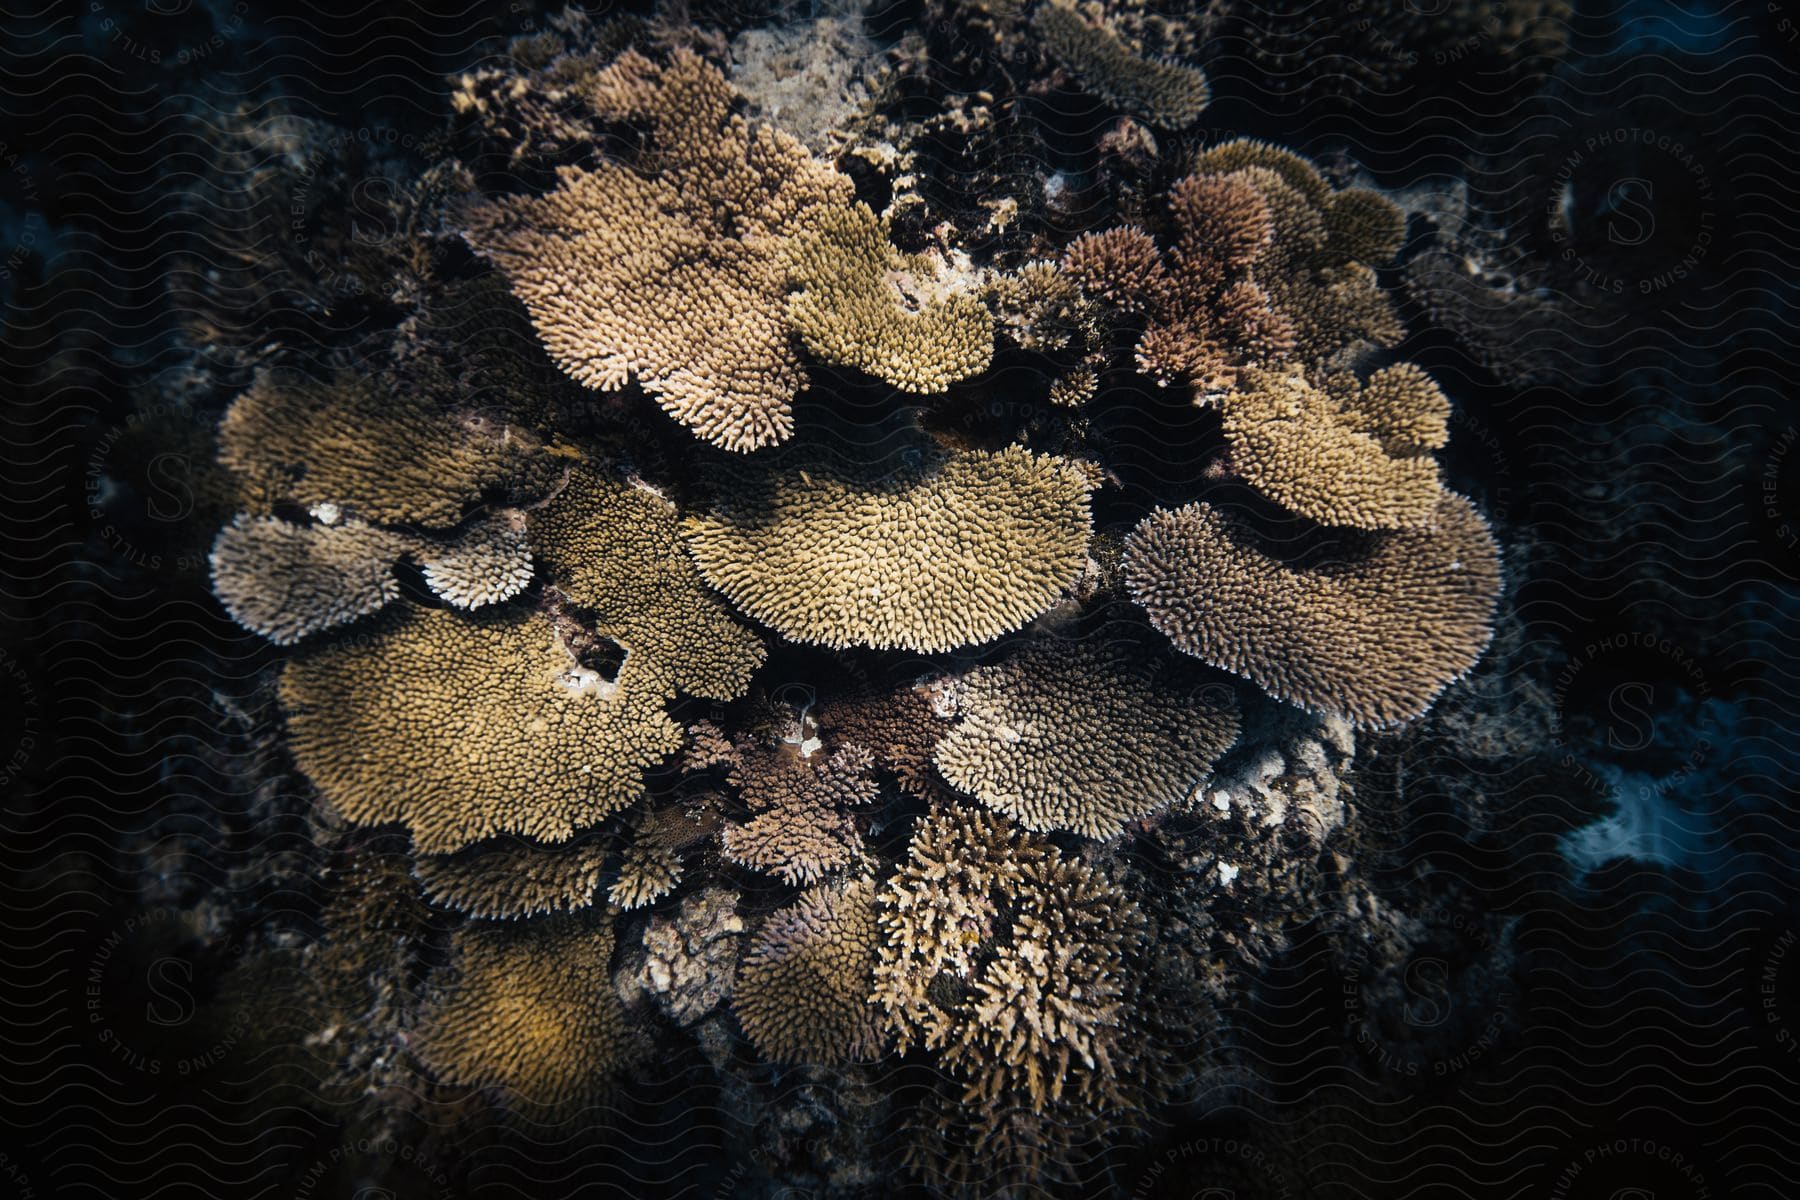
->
[1123,495,1503,726]
[684,441,1095,652]
[875,807,1153,1172]
[414,915,640,1110]
[416,511,536,610]
[413,835,609,919]
[460,49,854,452]
[166,16,1519,1193]
[933,635,1241,838]
[217,368,536,527]
[1032,1,1209,128]
[1219,367,1446,529]
[734,877,885,1064]
[208,515,409,645]
[528,465,765,701]
[280,606,682,853]
[716,739,878,886]
[782,203,994,392]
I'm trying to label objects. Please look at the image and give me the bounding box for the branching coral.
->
[1219,367,1447,530]
[281,605,682,853]
[818,683,957,801]
[414,835,609,919]
[706,733,878,887]
[1063,141,1405,391]
[934,635,1241,838]
[874,807,1150,1169]
[735,877,885,1064]
[610,837,684,910]
[209,515,409,645]
[216,369,537,528]
[1123,494,1502,726]
[414,914,640,1108]
[460,49,854,452]
[1033,2,1209,128]
[684,441,1095,652]
[529,465,765,701]
[782,203,993,392]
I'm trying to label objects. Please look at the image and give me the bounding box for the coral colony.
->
[195,8,1504,1191]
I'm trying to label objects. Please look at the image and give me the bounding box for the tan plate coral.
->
[684,441,1095,653]
[1123,494,1503,726]
[934,635,1241,838]
[281,605,682,853]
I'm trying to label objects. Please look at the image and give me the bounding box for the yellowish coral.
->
[783,203,993,392]
[934,636,1240,838]
[209,515,408,645]
[217,369,533,528]
[1219,368,1445,530]
[414,836,608,919]
[1033,2,1209,128]
[414,915,639,1108]
[460,50,854,452]
[1123,494,1502,726]
[529,466,765,701]
[1330,362,1451,450]
[735,878,885,1065]
[281,605,682,853]
[684,442,1094,652]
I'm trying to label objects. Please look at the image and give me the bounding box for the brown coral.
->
[281,605,682,853]
[684,441,1095,653]
[413,914,639,1108]
[874,807,1149,1148]
[716,739,878,887]
[933,635,1240,838]
[529,466,765,701]
[782,203,993,392]
[1219,367,1446,529]
[414,835,608,919]
[1033,2,1209,128]
[817,682,956,801]
[209,515,408,645]
[1123,494,1502,726]
[217,369,535,528]
[735,878,885,1065]
[460,49,855,452]
[1064,142,1406,392]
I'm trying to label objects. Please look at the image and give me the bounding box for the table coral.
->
[414,835,610,919]
[1033,1,1210,129]
[281,605,683,853]
[217,368,536,528]
[735,877,885,1064]
[933,635,1241,838]
[1219,367,1447,530]
[1123,494,1502,726]
[684,441,1094,653]
[208,515,409,646]
[782,203,993,393]
[460,49,854,452]
[528,465,765,702]
[414,914,640,1109]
